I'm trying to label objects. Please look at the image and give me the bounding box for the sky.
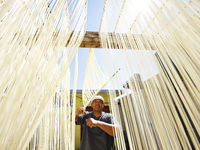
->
[69,0,105,89]
[69,0,159,90]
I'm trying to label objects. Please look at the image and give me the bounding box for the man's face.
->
[91,99,104,112]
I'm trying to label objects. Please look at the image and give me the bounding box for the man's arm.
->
[86,118,117,136]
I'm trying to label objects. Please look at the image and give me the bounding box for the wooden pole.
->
[65,31,155,49]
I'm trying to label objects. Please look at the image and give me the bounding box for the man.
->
[75,95,115,150]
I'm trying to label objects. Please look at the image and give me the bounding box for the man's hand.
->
[75,107,86,122]
[86,118,118,136]
[75,107,86,116]
[86,118,98,128]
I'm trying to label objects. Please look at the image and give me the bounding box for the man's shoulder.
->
[101,112,114,124]
[102,112,113,118]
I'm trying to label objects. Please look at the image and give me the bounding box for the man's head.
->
[91,95,105,112]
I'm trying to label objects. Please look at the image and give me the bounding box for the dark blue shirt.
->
[76,111,114,150]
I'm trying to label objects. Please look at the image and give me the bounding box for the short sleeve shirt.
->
[76,111,114,150]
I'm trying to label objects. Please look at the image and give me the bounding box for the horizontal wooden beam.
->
[65,31,101,48]
[65,31,155,49]
[80,32,101,48]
